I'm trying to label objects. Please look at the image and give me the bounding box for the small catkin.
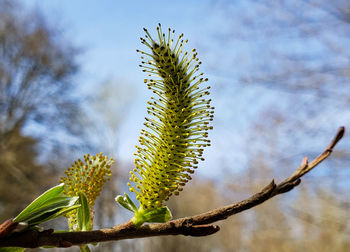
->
[129,24,214,210]
[60,153,113,230]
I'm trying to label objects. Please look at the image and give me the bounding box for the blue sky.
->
[20,0,350,180]
[21,0,246,176]
[23,0,216,84]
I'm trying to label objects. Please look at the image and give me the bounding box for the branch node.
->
[183,224,220,236]
[59,240,73,248]
[301,156,308,167]
[262,180,276,194]
[40,228,54,235]
[0,219,18,238]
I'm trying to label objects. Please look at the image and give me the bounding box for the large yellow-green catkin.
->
[60,153,113,230]
[129,24,214,210]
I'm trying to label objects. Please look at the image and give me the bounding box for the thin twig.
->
[0,127,345,248]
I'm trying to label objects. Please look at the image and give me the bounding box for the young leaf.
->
[132,206,172,227]
[79,245,91,252]
[77,192,92,231]
[115,195,135,213]
[124,193,138,212]
[27,200,80,226]
[142,206,172,223]
[21,196,78,223]
[115,193,138,213]
[0,248,25,252]
[13,183,64,222]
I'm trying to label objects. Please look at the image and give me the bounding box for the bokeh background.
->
[1,0,350,251]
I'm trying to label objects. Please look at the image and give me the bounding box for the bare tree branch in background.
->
[0,0,85,220]
[0,127,344,248]
[0,1,79,137]
[234,0,350,99]
[206,0,350,190]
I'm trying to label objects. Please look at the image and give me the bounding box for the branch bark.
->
[0,127,345,248]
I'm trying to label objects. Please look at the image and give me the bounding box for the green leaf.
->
[0,248,25,252]
[21,196,78,223]
[28,203,80,226]
[52,230,69,233]
[124,193,138,212]
[79,245,91,252]
[143,206,172,223]
[115,194,136,212]
[77,192,92,231]
[131,206,172,227]
[14,184,65,222]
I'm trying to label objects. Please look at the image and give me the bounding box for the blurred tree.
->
[240,1,350,99]
[88,78,133,252]
[0,0,83,220]
[281,186,350,251]
[0,0,81,147]
[0,124,53,219]
[209,0,350,98]
[206,0,350,192]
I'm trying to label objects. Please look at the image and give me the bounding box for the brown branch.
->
[0,127,345,248]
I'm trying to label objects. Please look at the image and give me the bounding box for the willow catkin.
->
[128,24,214,210]
[60,153,113,230]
